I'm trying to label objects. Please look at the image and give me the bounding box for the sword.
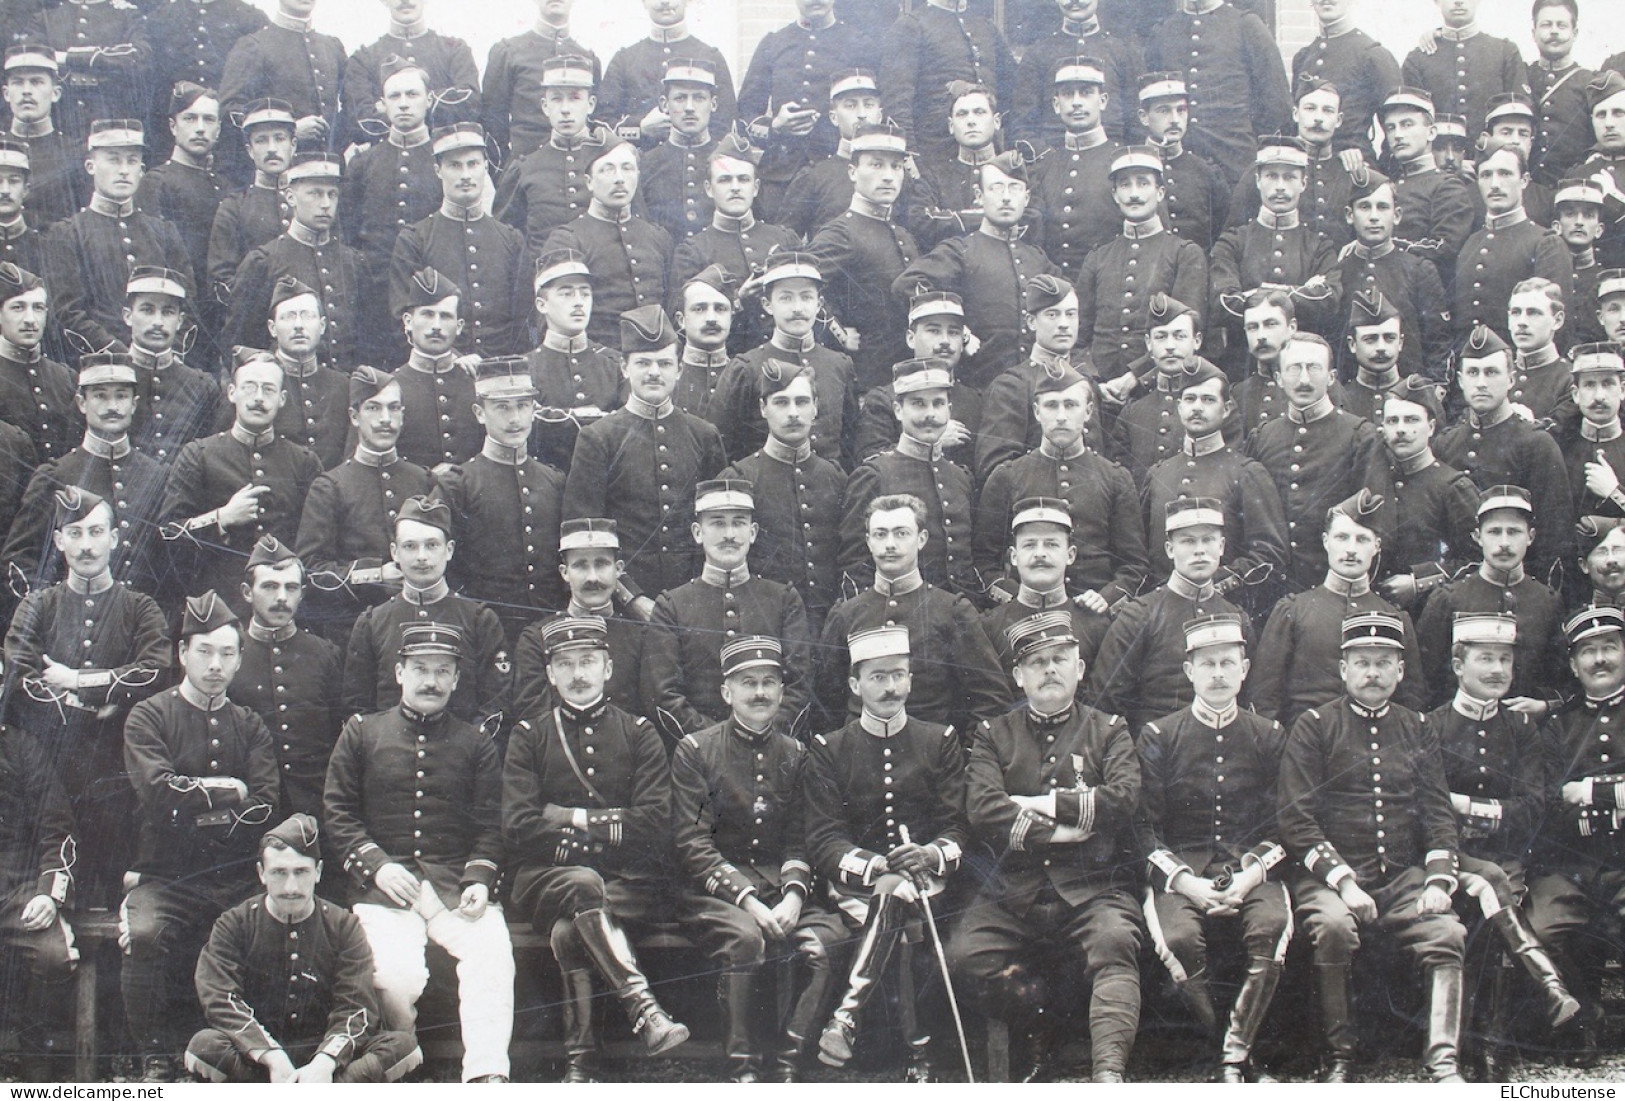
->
[899,825,974,1082]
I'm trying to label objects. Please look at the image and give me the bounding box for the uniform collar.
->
[1122,216,1164,240]
[895,432,944,461]
[1479,561,1526,587]
[437,195,483,219]
[1394,447,1436,475]
[230,422,276,448]
[82,431,131,460]
[1060,14,1100,36]
[1016,582,1068,609]
[1452,689,1498,720]
[587,199,631,224]
[389,17,428,37]
[0,336,41,364]
[956,144,996,168]
[712,209,755,233]
[354,443,398,467]
[667,128,713,151]
[1192,696,1238,728]
[1323,570,1371,597]
[1355,364,1399,391]
[89,194,135,219]
[543,329,588,353]
[1317,14,1355,36]
[730,716,774,742]
[402,578,450,605]
[131,344,177,372]
[400,701,449,725]
[1257,208,1301,230]
[1517,344,1560,371]
[10,118,51,139]
[254,170,285,190]
[179,680,228,712]
[387,126,431,150]
[648,22,690,43]
[247,619,297,643]
[1167,571,1216,601]
[1437,23,1478,42]
[481,438,527,465]
[849,193,893,220]
[1287,395,1335,424]
[287,219,330,247]
[1592,587,1625,608]
[927,0,968,11]
[0,215,27,240]
[534,19,573,41]
[270,10,312,32]
[1028,702,1074,727]
[1178,0,1223,12]
[1484,207,1528,232]
[874,569,923,597]
[566,596,613,617]
[1352,239,1395,260]
[65,570,114,595]
[1030,345,1071,374]
[1400,152,1439,178]
[550,129,591,151]
[836,137,854,159]
[1582,418,1623,443]
[275,349,318,378]
[770,330,816,354]
[625,393,675,420]
[1039,437,1086,460]
[1535,56,1577,72]
[797,10,836,29]
[1182,430,1225,457]
[860,708,908,737]
[559,695,608,722]
[408,349,457,374]
[682,343,729,369]
[1585,686,1625,710]
[763,434,811,463]
[701,561,750,587]
[1348,698,1391,719]
[1468,404,1514,430]
[1063,127,1108,152]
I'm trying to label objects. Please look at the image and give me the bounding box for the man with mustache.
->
[777,68,884,240]
[1416,486,1566,713]
[876,0,1013,165]
[294,366,436,639]
[24,0,147,159]
[338,0,480,153]
[524,248,624,471]
[481,0,598,164]
[902,81,1004,252]
[207,99,296,307]
[1524,603,1625,1063]
[670,262,735,415]
[1453,143,1572,346]
[389,122,531,361]
[858,290,982,469]
[1011,0,1139,150]
[708,251,857,467]
[1278,611,1469,1082]
[1339,289,1411,423]
[1551,178,1608,349]
[391,266,481,471]
[1402,0,1530,146]
[218,0,345,159]
[1572,514,1625,609]
[122,267,220,463]
[133,0,267,173]
[227,537,343,825]
[641,478,811,743]
[1578,70,1625,270]
[2,45,85,230]
[599,0,737,149]
[122,592,279,1082]
[0,263,79,466]
[1561,343,1625,520]
[493,55,613,251]
[670,635,848,1081]
[1482,96,1555,227]
[1424,613,1581,1079]
[1137,612,1290,1082]
[3,487,168,909]
[0,137,46,284]
[1089,498,1247,733]
[1289,0,1398,158]
[160,353,321,602]
[1110,293,1223,484]
[1378,87,1475,287]
[1231,288,1302,439]
[1030,57,1120,282]
[501,615,688,1081]
[325,622,514,1083]
[262,280,349,470]
[1526,0,1593,188]
[1506,278,1574,422]
[1137,71,1228,253]
[183,814,423,1083]
[806,625,967,1081]
[948,610,1141,1082]
[639,59,721,243]
[1250,490,1426,728]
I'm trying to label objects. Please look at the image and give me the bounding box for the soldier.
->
[1379,87,1476,286]
[1281,77,1365,251]
[639,58,721,243]
[1561,342,1625,522]
[1231,289,1300,439]
[324,622,514,1084]
[206,99,295,307]
[2,488,167,908]
[805,625,967,1080]
[563,304,726,601]
[0,138,46,278]
[262,282,349,470]
[1138,72,1229,253]
[493,57,615,252]
[1290,0,1398,156]
[1433,113,1478,183]
[670,636,848,1081]
[1602,269,1625,347]
[598,0,737,149]
[1077,147,1209,381]
[670,263,734,415]
[1089,498,1248,733]
[160,353,320,602]
[542,135,674,349]
[390,123,530,360]
[123,267,220,464]
[1029,56,1120,282]
[226,152,362,371]
[2,45,85,230]
[1011,0,1140,149]
[839,358,979,600]
[1339,290,1411,422]
[24,0,148,155]
[708,251,856,467]
[859,289,983,470]
[978,366,1146,609]
[901,80,1000,252]
[217,0,346,157]
[878,0,1013,164]
[1277,610,1469,1082]
[1580,70,1625,270]
[642,478,812,742]
[0,263,78,465]
[1507,278,1574,421]
[134,0,267,170]
[776,67,882,239]
[339,0,480,152]
[524,249,624,472]
[1527,0,1593,186]
[501,615,688,1081]
[481,0,599,163]
[1573,514,1625,609]
[1249,490,1427,728]
[1244,333,1380,593]
[227,537,342,824]
[391,267,481,471]
[121,592,279,1082]
[45,119,194,360]
[1553,178,1608,349]
[1453,144,1573,344]
[1483,95,1555,226]
[1137,612,1290,1082]
[183,815,423,1084]
[341,496,508,731]
[948,610,1142,1082]
[1402,0,1531,142]
[437,357,566,644]
[1110,293,1219,483]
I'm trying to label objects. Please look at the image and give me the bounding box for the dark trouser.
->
[185,1027,423,1082]
[121,876,249,1056]
[1144,878,1293,981]
[1527,862,1625,1003]
[510,866,670,970]
[1293,867,1466,969]
[0,888,76,1053]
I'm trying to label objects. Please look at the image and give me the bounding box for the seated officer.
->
[185,814,424,1084]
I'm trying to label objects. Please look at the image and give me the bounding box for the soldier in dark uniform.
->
[562,304,726,601]
[946,610,1142,1082]
[0,263,78,465]
[858,289,983,470]
[670,262,734,415]
[227,537,342,824]
[391,267,480,471]
[638,58,721,243]
[1483,95,1556,227]
[1561,343,1625,523]
[1506,278,1574,420]
[218,0,345,158]
[710,267,855,469]
[1527,0,1592,185]
[900,80,999,252]
[2,487,167,908]
[262,283,349,470]
[1277,610,1469,1082]
[1290,0,1398,156]
[1137,612,1290,1082]
[877,0,1013,164]
[24,0,149,155]
[524,248,624,471]
[120,592,279,1081]
[0,137,46,279]
[501,615,689,1081]
[338,0,480,152]
[133,0,266,171]
[1574,515,1625,610]
[1249,490,1427,728]
[1011,0,1140,149]
[1340,290,1417,421]
[481,0,599,163]
[390,123,530,360]
[45,120,195,360]
[492,56,608,252]
[1088,498,1248,732]
[1402,0,1530,142]
[1138,72,1229,253]
[1379,87,1476,286]
[226,152,363,370]
[1454,144,1573,344]
[437,357,565,644]
[805,624,967,1080]
[2,45,86,230]
[1030,56,1120,282]
[159,353,320,602]
[1553,179,1608,350]
[1601,269,1625,351]
[598,0,737,149]
[1286,78,1364,251]
[3,351,168,596]
[1578,71,1625,271]
[206,98,294,308]
[123,267,220,463]
[324,621,514,1084]
[670,636,848,1081]
[1109,293,1218,482]
[776,67,883,239]
[183,815,423,1083]
[341,496,508,731]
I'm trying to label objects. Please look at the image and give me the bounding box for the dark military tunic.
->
[1451,210,1573,343]
[673,343,728,417]
[227,225,364,370]
[524,333,624,471]
[839,436,979,598]
[640,132,717,242]
[1363,450,1479,597]
[1112,367,1193,483]
[857,376,983,471]
[707,338,856,467]
[977,589,1109,701]
[562,401,727,598]
[1427,697,1549,869]
[218,17,346,151]
[777,149,856,239]
[26,0,150,149]
[481,25,600,162]
[806,204,920,391]
[1209,213,1340,346]
[1533,691,1625,874]
[1401,29,1530,143]
[1335,240,1453,382]
[273,354,350,470]
[10,124,85,232]
[973,349,1100,486]
[1415,567,1567,709]
[1291,26,1400,154]
[342,586,509,731]
[642,570,813,740]
[1011,20,1142,149]
[721,440,847,631]
[492,134,601,252]
[878,4,1014,162]
[1142,433,1289,586]
[1031,134,1120,282]
[135,161,227,308]
[1392,154,1476,284]
[324,704,501,909]
[598,31,738,146]
[1076,222,1210,379]
[511,606,646,723]
[1248,579,1426,727]
[339,28,481,151]
[0,722,74,910]
[390,203,531,359]
[44,198,195,355]
[1160,144,1231,252]
[1565,258,1607,350]
[1529,59,1594,185]
[341,135,441,360]
[668,214,801,356]
[737,14,879,163]
[135,0,267,158]
[130,349,221,464]
[0,342,79,465]
[227,622,342,822]
[0,220,45,293]
[207,183,286,298]
[0,419,30,552]
[900,150,985,252]
[392,354,482,470]
[542,210,673,349]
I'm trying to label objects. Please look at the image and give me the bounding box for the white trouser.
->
[354,881,515,1081]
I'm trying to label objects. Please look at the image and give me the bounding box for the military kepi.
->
[1564,603,1624,647]
[1184,612,1245,652]
[721,636,782,676]
[559,517,619,551]
[399,622,463,659]
[1340,611,1405,650]
[1006,610,1076,663]
[848,625,909,666]
[542,615,610,656]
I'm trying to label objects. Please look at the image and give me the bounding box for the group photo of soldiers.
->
[1,0,1625,1087]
